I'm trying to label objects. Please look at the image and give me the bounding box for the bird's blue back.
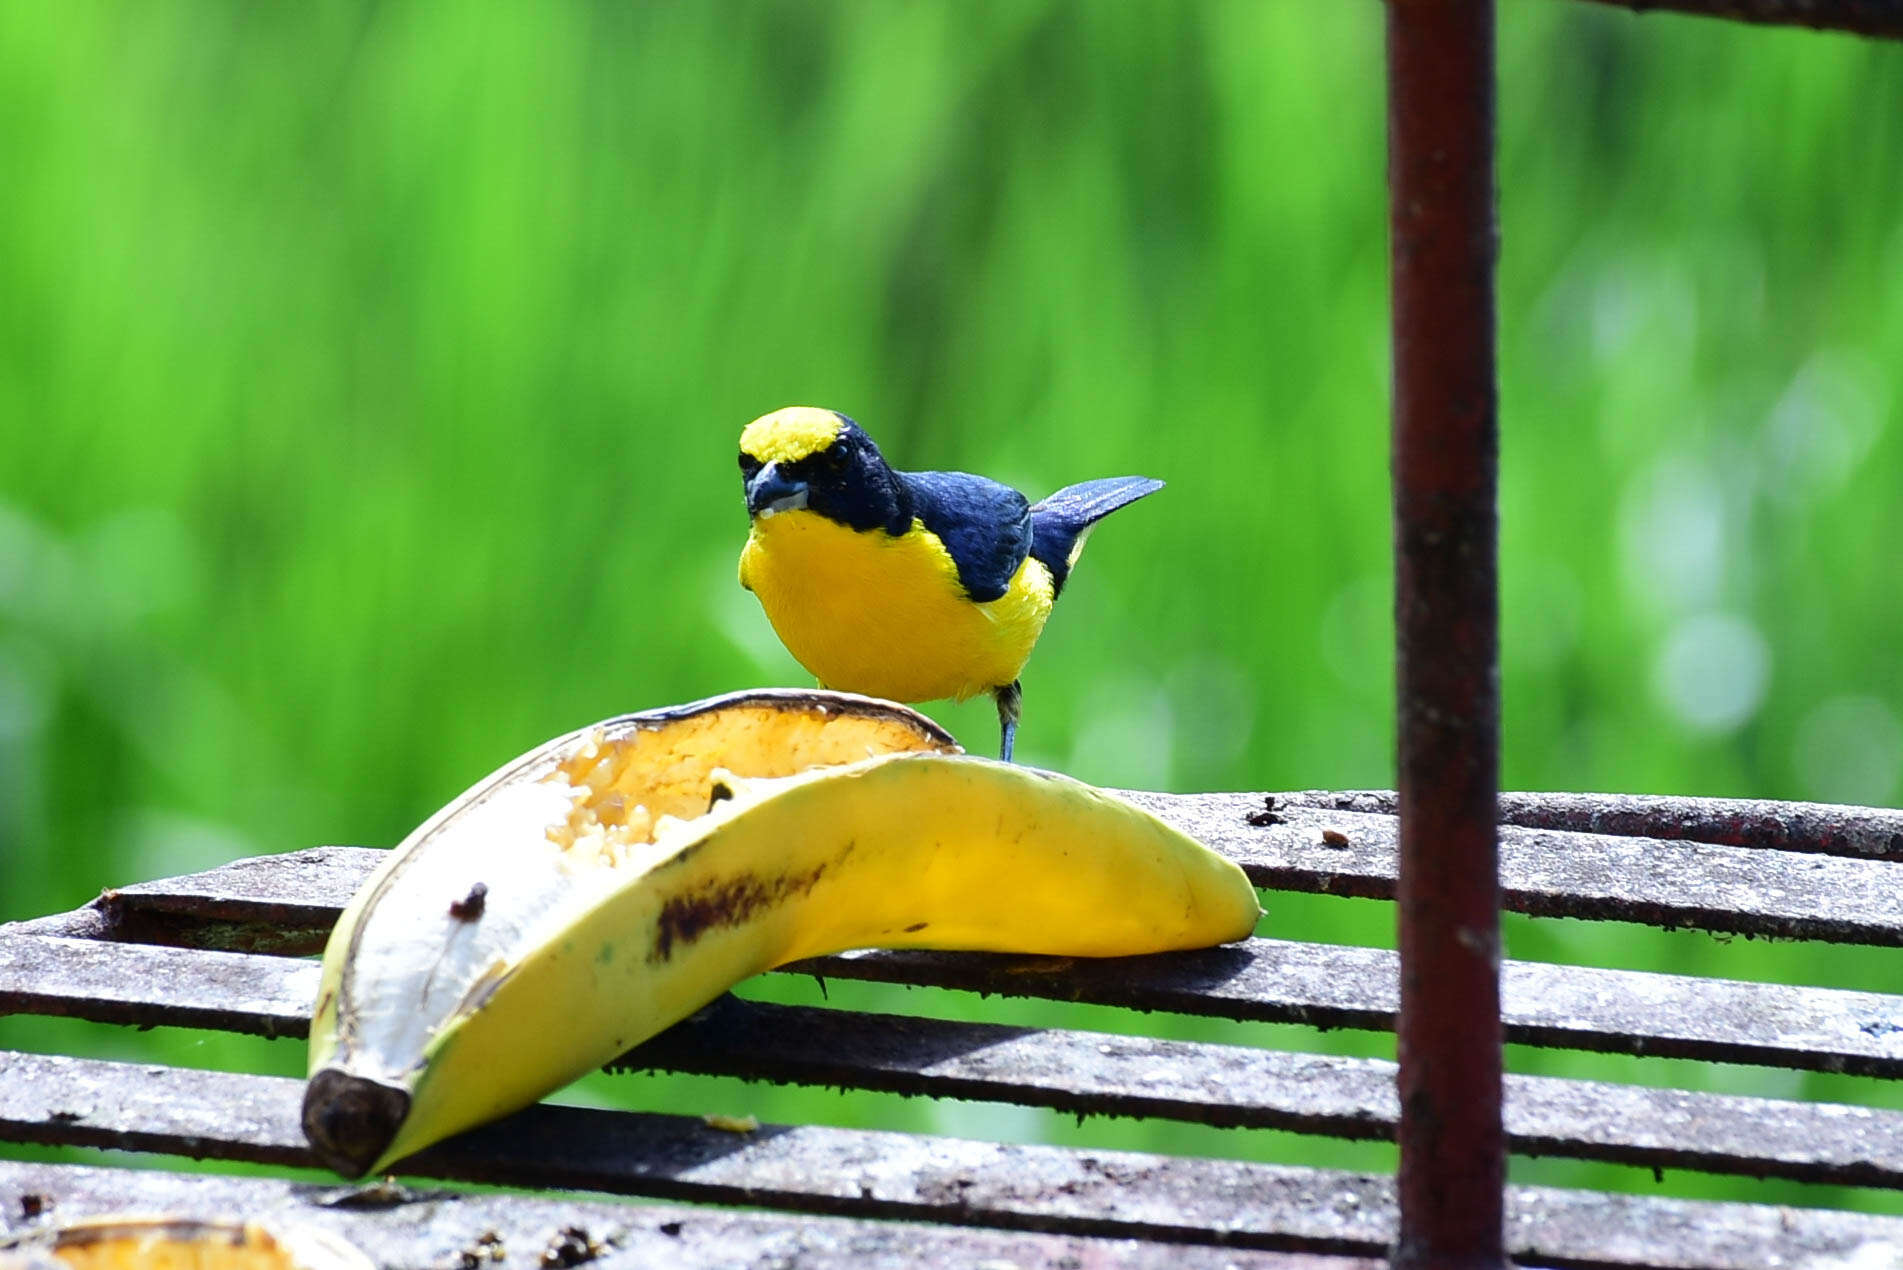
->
[894,469,1162,604]
[899,470,1033,604]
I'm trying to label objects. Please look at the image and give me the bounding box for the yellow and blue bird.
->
[736,406,1162,761]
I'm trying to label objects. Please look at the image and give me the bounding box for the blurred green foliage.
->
[2,0,1900,1219]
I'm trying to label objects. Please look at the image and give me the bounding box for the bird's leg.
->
[993,680,1022,763]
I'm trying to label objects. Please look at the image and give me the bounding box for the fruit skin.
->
[303,690,1261,1178]
[0,1216,374,1270]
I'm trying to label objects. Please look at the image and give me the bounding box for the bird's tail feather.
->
[1029,476,1163,594]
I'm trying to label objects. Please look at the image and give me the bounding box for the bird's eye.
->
[738,453,761,476]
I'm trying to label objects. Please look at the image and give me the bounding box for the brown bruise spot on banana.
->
[648,844,852,964]
[448,882,488,920]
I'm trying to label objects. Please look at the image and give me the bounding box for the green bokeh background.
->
[3,0,1900,1221]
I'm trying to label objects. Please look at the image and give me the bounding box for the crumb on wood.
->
[540,1225,602,1268]
[1245,795,1285,828]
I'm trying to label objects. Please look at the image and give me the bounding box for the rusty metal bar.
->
[7,1052,1903,1269]
[1384,0,1504,1265]
[10,923,1903,1076]
[1568,0,1903,39]
[0,1161,1337,1270]
[1269,791,1903,860]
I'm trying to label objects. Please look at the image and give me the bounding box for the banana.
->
[302,689,1261,1178]
[0,1217,375,1270]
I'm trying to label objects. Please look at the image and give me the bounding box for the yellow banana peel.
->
[0,1216,375,1270]
[302,689,1261,1177]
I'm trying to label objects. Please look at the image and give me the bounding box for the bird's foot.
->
[994,680,1023,763]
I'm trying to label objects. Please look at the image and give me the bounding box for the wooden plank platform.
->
[6,1054,1903,1269]
[1269,791,1903,861]
[16,847,1903,1077]
[25,787,1903,949]
[7,932,1903,1189]
[0,1160,1358,1270]
[3,789,1900,1267]
[1131,793,1903,944]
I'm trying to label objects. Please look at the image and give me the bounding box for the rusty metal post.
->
[1383,2,1505,1269]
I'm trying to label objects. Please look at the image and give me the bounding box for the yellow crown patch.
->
[740,407,845,465]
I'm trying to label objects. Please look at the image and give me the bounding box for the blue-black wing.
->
[1029,476,1164,595]
[900,469,1033,604]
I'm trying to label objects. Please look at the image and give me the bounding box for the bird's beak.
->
[746,461,810,519]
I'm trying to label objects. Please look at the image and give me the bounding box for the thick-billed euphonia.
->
[737,406,1161,761]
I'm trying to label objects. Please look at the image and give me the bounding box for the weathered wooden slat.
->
[102,845,374,918]
[35,794,1903,953]
[5,1051,1902,1270]
[6,935,1903,1187]
[1126,794,1903,945]
[632,996,1903,1190]
[791,939,1903,1077]
[5,847,367,955]
[0,1161,1348,1270]
[0,934,318,1038]
[0,1049,1393,1255]
[8,928,1903,1079]
[1269,791,1903,860]
[1568,0,1903,41]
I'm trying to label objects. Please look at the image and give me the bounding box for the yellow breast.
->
[739,510,1055,704]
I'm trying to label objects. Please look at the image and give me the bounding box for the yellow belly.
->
[739,510,1055,704]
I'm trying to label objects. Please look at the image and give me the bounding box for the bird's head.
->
[738,407,905,531]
